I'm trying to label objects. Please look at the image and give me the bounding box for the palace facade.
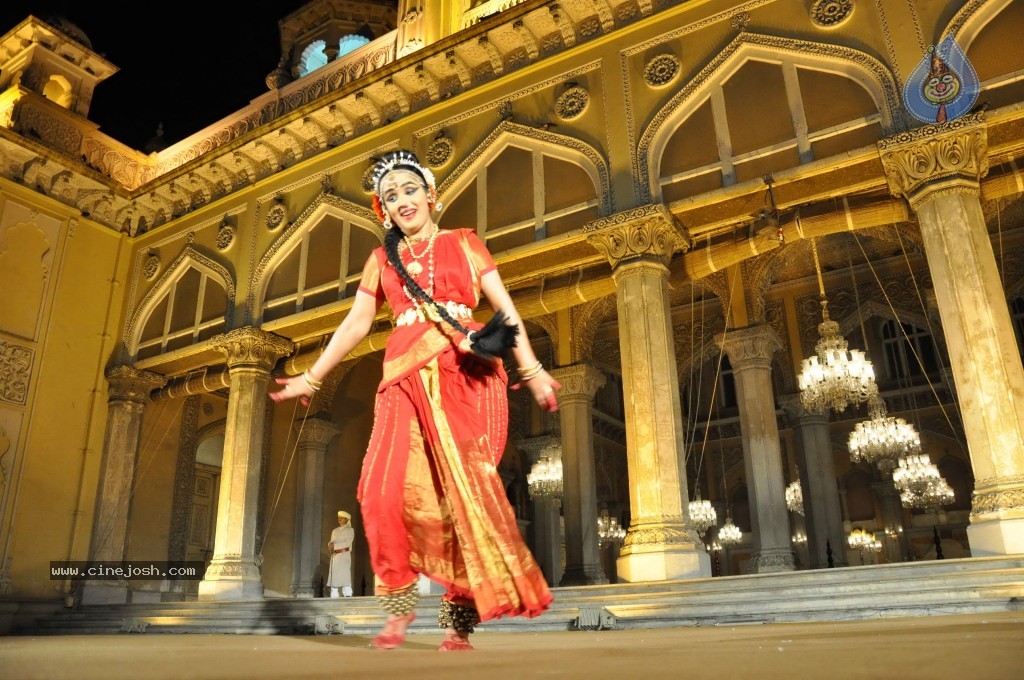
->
[1,0,1023,606]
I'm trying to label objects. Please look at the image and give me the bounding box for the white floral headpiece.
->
[370,151,437,197]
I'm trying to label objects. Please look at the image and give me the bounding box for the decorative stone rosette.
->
[143,254,160,280]
[265,203,287,230]
[426,135,454,168]
[810,0,854,28]
[216,224,235,250]
[555,85,590,120]
[644,54,681,88]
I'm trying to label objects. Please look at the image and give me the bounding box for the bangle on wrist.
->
[302,370,323,392]
[518,361,544,382]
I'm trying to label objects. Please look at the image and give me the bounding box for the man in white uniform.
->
[327,510,354,597]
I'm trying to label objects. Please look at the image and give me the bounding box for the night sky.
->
[1,2,311,151]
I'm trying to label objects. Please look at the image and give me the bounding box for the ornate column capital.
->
[878,112,988,210]
[971,474,1024,518]
[105,365,165,405]
[778,393,829,426]
[514,434,559,464]
[583,204,690,270]
[715,324,783,371]
[296,414,340,446]
[549,363,606,404]
[214,327,293,372]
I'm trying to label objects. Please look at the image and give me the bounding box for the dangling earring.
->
[383,212,392,229]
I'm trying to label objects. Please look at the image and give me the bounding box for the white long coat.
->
[327,524,354,588]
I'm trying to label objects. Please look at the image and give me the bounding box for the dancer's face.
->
[338,517,349,527]
[380,169,434,238]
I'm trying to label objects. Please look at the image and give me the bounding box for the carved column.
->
[585,205,710,582]
[717,325,794,572]
[879,113,1024,555]
[80,366,166,604]
[397,0,428,57]
[550,363,608,585]
[199,328,292,601]
[780,395,847,569]
[290,416,340,598]
[165,395,201,600]
[874,480,910,563]
[517,435,562,586]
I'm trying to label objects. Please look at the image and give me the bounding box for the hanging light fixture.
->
[892,453,954,511]
[791,530,808,546]
[849,390,922,473]
[718,516,743,546]
[785,470,804,515]
[848,527,882,553]
[597,510,626,546]
[527,449,563,501]
[688,485,718,535]
[798,238,876,413]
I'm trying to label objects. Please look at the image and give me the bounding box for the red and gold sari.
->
[355,228,552,622]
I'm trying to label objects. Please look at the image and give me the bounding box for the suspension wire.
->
[683,283,706,472]
[852,230,963,441]
[691,285,710,495]
[259,334,329,562]
[849,249,871,356]
[698,268,740,488]
[87,395,184,563]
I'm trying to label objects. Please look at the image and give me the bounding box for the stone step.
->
[20,556,1024,635]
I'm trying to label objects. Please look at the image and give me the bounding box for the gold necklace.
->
[403,225,437,277]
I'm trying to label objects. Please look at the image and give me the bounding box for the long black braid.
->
[382,223,519,360]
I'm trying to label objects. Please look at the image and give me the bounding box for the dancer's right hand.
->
[270,375,314,406]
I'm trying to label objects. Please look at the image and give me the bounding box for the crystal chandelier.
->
[597,511,626,546]
[849,392,921,473]
[785,478,804,515]
[527,456,563,501]
[797,239,876,413]
[847,527,882,553]
[892,454,955,511]
[688,489,717,535]
[718,516,743,546]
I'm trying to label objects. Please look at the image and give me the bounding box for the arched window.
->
[42,75,74,108]
[716,355,738,410]
[298,40,329,77]
[881,319,939,380]
[338,34,370,58]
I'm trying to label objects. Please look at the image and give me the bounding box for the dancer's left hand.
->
[512,370,560,412]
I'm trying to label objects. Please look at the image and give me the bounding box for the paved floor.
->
[2,612,1023,679]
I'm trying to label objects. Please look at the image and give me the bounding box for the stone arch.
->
[438,120,611,252]
[253,194,383,324]
[947,0,1017,49]
[126,246,235,360]
[570,294,617,364]
[637,32,900,203]
[42,74,74,108]
[298,40,329,77]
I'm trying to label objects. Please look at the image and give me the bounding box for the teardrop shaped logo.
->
[903,35,980,124]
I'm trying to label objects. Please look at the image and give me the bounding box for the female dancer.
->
[271,150,558,651]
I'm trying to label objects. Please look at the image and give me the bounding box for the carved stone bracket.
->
[105,365,166,405]
[583,204,690,270]
[715,324,783,371]
[878,112,989,209]
[550,363,606,405]
[213,327,293,372]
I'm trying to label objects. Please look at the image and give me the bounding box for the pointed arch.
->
[438,120,611,252]
[127,246,235,360]
[637,32,900,203]
[254,193,383,324]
